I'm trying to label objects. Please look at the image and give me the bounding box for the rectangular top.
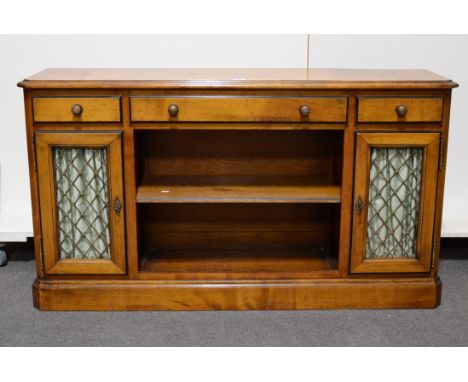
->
[18,68,458,89]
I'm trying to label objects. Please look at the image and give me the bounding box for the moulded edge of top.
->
[17,68,459,90]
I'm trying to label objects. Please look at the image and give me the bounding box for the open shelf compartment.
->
[138,203,340,278]
[135,129,343,278]
[135,130,343,203]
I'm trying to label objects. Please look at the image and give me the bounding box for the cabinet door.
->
[36,132,126,274]
[351,133,440,273]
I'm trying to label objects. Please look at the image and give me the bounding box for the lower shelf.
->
[140,249,337,278]
[32,277,442,310]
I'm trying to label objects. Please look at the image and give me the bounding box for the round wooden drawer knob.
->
[299,105,311,117]
[168,104,179,117]
[396,104,408,117]
[71,104,83,116]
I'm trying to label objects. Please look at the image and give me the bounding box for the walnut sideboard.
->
[18,68,458,310]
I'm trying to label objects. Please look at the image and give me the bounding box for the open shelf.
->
[140,249,337,276]
[135,130,343,278]
[138,203,340,278]
[135,130,343,204]
[136,175,341,203]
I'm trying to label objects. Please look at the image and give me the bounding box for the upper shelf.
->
[17,68,458,89]
[136,176,341,204]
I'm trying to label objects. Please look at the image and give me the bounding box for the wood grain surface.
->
[33,97,121,122]
[130,96,347,122]
[358,97,443,122]
[19,68,458,89]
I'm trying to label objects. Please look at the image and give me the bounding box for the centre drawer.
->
[130,96,348,122]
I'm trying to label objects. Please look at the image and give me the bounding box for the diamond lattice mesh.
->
[365,147,423,259]
[53,147,111,260]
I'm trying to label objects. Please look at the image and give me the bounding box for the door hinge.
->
[32,135,37,172]
[439,137,444,171]
[432,236,437,268]
[38,237,45,271]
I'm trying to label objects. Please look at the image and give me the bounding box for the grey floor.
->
[1,247,467,346]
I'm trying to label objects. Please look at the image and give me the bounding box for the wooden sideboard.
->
[18,68,458,310]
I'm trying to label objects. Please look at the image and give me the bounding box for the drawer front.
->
[357,97,443,123]
[33,97,121,122]
[130,97,348,122]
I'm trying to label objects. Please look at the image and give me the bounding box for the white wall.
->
[0,34,466,240]
[0,34,307,241]
[309,35,468,236]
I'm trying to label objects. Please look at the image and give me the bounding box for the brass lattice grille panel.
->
[365,147,423,259]
[53,147,111,260]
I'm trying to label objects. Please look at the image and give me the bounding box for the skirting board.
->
[0,215,33,242]
[33,278,442,311]
[441,210,468,237]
